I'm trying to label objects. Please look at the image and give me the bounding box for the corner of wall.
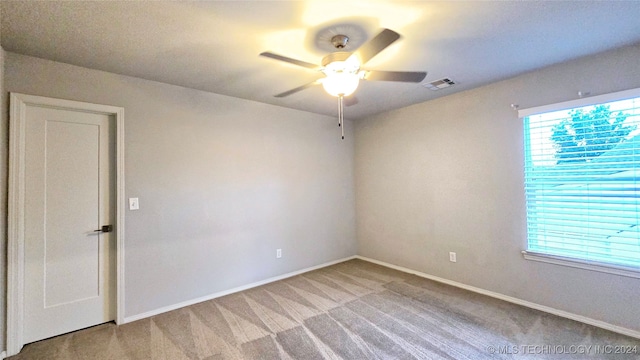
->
[0,43,8,354]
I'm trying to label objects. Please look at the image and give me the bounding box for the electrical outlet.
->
[449,252,457,263]
[276,249,282,258]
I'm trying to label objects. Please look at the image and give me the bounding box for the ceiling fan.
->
[260,28,427,139]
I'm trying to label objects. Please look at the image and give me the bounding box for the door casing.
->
[7,93,126,356]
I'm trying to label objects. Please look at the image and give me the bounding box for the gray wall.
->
[4,53,357,318]
[355,43,640,332]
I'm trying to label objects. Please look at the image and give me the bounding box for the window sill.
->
[521,251,640,279]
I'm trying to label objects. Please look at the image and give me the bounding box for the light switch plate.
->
[129,197,139,210]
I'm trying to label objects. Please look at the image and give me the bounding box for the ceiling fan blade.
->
[364,70,427,83]
[274,80,320,98]
[344,96,359,107]
[260,52,320,70]
[352,28,400,65]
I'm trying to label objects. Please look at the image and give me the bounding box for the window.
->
[520,88,640,275]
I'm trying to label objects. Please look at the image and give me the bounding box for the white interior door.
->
[22,104,115,343]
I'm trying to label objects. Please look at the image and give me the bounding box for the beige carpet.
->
[11,259,640,359]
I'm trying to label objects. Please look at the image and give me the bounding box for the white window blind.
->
[521,89,640,270]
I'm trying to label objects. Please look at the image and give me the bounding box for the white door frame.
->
[6,93,126,356]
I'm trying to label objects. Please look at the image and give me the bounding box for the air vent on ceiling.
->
[423,78,455,91]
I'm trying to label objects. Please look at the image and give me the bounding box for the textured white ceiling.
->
[2,1,640,119]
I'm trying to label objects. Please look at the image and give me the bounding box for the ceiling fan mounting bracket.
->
[331,34,350,49]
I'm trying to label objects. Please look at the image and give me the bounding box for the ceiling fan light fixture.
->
[321,56,361,97]
[322,72,360,97]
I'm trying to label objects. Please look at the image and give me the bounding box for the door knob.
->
[93,225,113,233]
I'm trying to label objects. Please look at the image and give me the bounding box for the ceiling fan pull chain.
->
[337,95,342,127]
[339,95,345,140]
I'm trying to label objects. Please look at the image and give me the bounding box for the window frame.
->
[518,87,640,279]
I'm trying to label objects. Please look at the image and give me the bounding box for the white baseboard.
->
[1,350,6,359]
[124,255,358,323]
[356,255,640,340]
